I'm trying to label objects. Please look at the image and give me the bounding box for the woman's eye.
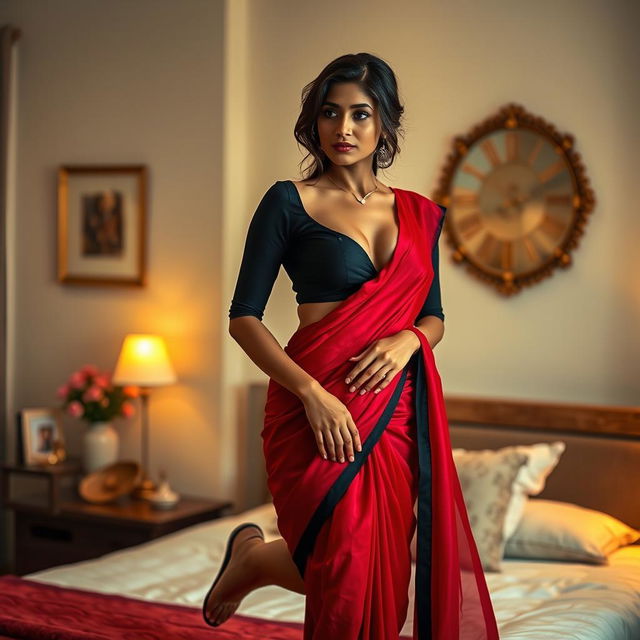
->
[321,109,370,120]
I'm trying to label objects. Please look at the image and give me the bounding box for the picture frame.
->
[17,408,67,467]
[57,164,148,286]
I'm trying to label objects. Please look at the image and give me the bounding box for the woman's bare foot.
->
[203,524,265,626]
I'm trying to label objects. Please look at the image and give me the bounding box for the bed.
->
[1,392,639,639]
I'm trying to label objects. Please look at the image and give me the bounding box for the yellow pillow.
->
[504,499,640,563]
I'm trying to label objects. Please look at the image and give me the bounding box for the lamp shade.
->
[112,334,177,387]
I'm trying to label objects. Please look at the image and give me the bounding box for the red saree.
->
[261,187,500,639]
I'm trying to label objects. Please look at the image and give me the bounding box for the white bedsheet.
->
[25,502,640,639]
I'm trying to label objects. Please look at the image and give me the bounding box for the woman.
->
[203,53,500,639]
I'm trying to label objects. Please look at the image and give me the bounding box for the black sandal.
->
[202,521,265,627]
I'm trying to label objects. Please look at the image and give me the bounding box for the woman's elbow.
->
[228,314,261,336]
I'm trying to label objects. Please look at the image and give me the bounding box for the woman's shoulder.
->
[263,179,292,198]
[249,181,296,229]
[251,180,296,213]
[265,179,313,210]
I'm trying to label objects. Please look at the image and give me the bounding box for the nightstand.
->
[6,490,233,575]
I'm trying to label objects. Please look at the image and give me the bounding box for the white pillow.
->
[503,441,566,539]
[504,499,640,563]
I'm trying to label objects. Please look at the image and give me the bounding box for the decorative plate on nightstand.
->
[79,460,141,504]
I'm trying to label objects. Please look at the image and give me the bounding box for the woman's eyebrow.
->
[322,101,373,109]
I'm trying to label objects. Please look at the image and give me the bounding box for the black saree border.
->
[292,359,412,579]
[414,347,433,639]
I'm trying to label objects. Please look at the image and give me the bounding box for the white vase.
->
[83,421,119,473]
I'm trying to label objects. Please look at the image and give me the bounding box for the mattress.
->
[23,501,640,639]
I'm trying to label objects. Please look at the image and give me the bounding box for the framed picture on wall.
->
[17,408,67,466]
[57,164,148,286]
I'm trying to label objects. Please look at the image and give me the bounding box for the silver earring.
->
[376,139,390,163]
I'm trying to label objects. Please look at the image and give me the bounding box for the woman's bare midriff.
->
[296,300,343,331]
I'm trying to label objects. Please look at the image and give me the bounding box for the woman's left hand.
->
[344,330,421,395]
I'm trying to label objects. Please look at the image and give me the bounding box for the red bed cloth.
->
[0,575,304,639]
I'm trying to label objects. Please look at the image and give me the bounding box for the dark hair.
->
[294,53,405,180]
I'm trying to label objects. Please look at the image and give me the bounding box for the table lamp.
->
[112,334,177,500]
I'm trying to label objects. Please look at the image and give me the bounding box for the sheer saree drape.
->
[262,187,500,640]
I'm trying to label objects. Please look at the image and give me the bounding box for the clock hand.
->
[528,173,569,201]
[484,183,519,218]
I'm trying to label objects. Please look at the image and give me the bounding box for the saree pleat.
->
[262,187,500,639]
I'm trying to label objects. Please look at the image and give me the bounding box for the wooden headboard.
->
[240,385,640,530]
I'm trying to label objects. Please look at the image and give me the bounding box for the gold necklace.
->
[325,173,379,205]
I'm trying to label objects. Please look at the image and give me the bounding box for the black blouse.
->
[228,180,445,323]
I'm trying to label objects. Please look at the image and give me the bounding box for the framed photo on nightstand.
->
[17,408,67,466]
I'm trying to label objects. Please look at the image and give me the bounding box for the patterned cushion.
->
[410,447,529,571]
[452,447,529,571]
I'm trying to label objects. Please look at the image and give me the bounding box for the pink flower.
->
[93,373,110,389]
[56,383,70,399]
[123,385,140,398]
[83,385,104,403]
[81,364,100,377]
[67,401,84,418]
[69,371,87,389]
[100,397,110,408]
[121,401,135,418]
[80,364,98,376]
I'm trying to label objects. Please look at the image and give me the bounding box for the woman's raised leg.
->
[250,537,306,594]
[204,532,305,626]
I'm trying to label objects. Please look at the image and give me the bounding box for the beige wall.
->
[0,0,638,565]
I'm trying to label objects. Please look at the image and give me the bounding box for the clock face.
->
[449,128,576,279]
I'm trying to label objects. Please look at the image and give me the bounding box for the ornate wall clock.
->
[433,103,595,295]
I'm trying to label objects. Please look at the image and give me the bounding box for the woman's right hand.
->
[301,387,362,463]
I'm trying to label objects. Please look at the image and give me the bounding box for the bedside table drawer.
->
[9,494,234,576]
[17,514,150,549]
[15,514,150,574]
